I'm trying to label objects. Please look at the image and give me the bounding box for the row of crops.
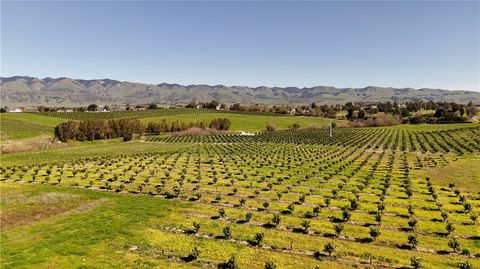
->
[33,108,222,121]
[146,126,480,155]
[32,108,287,121]
[1,142,478,268]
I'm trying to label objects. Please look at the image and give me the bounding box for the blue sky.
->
[1,1,479,91]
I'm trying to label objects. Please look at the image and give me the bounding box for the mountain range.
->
[1,76,479,107]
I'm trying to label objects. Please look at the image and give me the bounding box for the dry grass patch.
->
[0,191,104,229]
[0,137,65,154]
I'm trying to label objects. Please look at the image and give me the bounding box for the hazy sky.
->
[1,1,479,91]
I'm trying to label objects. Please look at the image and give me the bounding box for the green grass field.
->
[1,112,479,269]
[0,113,66,141]
[1,110,343,143]
[141,112,342,132]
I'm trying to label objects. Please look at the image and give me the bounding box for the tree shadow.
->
[184,229,196,235]
[180,255,197,263]
[398,244,413,250]
[433,231,447,237]
[292,228,305,233]
[329,217,343,223]
[356,237,373,243]
[323,233,336,238]
[262,223,276,229]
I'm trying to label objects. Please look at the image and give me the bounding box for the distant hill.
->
[1,76,479,107]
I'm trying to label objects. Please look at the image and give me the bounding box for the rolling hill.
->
[1,76,479,107]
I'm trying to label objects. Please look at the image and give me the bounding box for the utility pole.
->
[329,119,333,138]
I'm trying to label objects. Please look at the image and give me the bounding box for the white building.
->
[236,131,255,136]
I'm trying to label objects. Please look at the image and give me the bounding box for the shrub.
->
[334,223,344,237]
[220,255,238,269]
[209,118,231,130]
[219,208,226,218]
[445,222,455,235]
[245,212,253,222]
[287,203,295,213]
[408,218,418,231]
[223,226,232,239]
[458,261,473,269]
[323,242,335,257]
[193,222,201,234]
[266,123,277,132]
[313,206,321,217]
[369,226,381,241]
[264,260,277,269]
[470,213,478,225]
[188,247,200,260]
[271,214,281,227]
[289,123,300,130]
[407,234,419,249]
[324,197,331,207]
[448,238,461,252]
[301,220,311,233]
[410,256,422,269]
[253,232,264,246]
[342,208,351,222]
[313,250,323,260]
[123,132,133,141]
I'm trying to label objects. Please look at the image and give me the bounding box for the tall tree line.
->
[55,118,231,142]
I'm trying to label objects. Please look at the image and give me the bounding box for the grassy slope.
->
[141,112,343,132]
[0,113,66,141]
[0,183,351,269]
[0,182,177,269]
[412,153,480,193]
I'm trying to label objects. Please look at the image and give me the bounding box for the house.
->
[9,108,22,113]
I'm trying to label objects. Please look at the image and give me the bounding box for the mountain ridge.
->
[1,76,479,107]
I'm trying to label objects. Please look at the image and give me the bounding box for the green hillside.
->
[0,113,66,141]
